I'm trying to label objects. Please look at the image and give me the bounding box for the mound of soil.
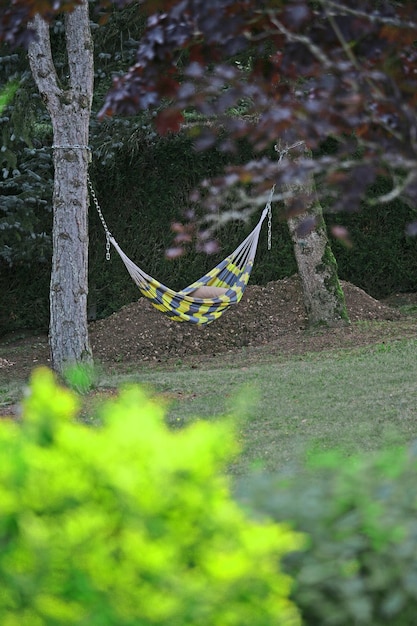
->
[89,275,402,364]
[2,275,417,396]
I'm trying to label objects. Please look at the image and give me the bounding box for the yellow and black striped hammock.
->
[106,194,272,325]
[109,202,270,325]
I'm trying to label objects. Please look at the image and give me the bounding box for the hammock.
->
[90,178,273,325]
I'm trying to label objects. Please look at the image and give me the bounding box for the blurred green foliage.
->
[0,367,302,626]
[0,80,18,114]
[239,445,417,626]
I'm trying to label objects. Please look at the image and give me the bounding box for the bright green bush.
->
[240,446,417,625]
[0,368,302,626]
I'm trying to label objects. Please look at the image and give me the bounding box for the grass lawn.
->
[86,337,417,474]
[1,336,417,474]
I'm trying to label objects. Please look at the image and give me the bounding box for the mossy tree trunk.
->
[283,144,350,327]
[28,1,93,372]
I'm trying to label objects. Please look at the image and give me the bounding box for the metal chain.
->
[87,172,112,261]
[267,139,305,250]
[50,146,112,261]
[268,202,272,251]
[267,184,275,251]
[52,144,91,151]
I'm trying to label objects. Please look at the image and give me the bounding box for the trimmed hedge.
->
[2,135,417,334]
[327,176,417,298]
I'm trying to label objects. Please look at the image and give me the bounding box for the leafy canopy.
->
[99,0,417,239]
[3,1,417,239]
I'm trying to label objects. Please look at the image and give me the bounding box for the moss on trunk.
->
[283,145,350,327]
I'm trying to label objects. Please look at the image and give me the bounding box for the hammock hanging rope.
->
[89,175,273,325]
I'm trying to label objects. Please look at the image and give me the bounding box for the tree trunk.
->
[283,144,350,327]
[28,1,93,372]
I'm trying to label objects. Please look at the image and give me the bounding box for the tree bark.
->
[283,144,350,327]
[28,1,93,372]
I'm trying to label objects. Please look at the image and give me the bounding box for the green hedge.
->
[327,176,417,298]
[0,135,295,333]
[239,446,417,625]
[0,368,302,626]
[2,134,417,334]
[87,135,295,320]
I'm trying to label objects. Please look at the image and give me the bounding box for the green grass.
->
[2,338,417,474]
[0,379,23,409]
[93,338,417,474]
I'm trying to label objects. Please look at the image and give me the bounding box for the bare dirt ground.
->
[1,276,416,392]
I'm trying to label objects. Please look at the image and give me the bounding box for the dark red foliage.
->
[96,1,417,231]
[4,0,417,238]
[0,0,138,46]
[0,0,84,45]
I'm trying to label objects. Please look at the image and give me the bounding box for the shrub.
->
[0,368,302,626]
[239,446,417,625]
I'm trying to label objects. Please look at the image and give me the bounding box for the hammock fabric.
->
[109,200,271,325]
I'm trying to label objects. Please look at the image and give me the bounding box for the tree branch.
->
[269,15,333,70]
[65,0,93,98]
[27,14,61,113]
[323,0,417,30]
